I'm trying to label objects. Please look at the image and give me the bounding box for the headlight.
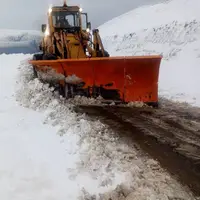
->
[48,6,52,14]
[86,28,90,33]
[79,8,83,12]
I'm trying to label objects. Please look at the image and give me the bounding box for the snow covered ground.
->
[99,0,200,107]
[0,53,198,199]
[1,0,200,198]
[0,29,41,54]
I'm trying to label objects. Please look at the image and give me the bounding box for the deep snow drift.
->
[0,29,41,54]
[99,0,200,107]
[0,53,198,199]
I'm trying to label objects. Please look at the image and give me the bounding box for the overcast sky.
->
[0,0,166,30]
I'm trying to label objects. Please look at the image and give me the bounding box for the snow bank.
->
[0,29,42,54]
[99,0,200,37]
[99,0,200,107]
[0,53,195,199]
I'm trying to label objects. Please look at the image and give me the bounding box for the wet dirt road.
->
[74,103,200,198]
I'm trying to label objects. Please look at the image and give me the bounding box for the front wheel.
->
[42,53,57,60]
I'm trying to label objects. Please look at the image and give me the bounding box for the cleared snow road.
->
[76,104,200,197]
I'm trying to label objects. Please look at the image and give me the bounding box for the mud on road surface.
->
[74,101,200,198]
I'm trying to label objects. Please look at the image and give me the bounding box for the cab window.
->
[52,11,80,28]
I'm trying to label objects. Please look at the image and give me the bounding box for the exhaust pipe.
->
[63,0,67,6]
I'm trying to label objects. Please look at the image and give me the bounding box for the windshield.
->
[52,11,80,28]
[81,14,87,30]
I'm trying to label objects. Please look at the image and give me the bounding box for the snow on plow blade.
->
[29,55,162,105]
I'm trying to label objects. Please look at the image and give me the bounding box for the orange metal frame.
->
[29,55,162,103]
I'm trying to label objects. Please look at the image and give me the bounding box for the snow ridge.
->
[0,30,41,54]
[102,20,200,59]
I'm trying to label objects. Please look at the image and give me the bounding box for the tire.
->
[33,53,43,61]
[97,50,110,57]
[146,102,159,108]
[43,53,57,60]
[104,50,110,57]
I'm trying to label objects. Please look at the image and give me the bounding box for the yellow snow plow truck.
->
[29,0,162,107]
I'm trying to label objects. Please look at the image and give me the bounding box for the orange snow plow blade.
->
[29,55,162,105]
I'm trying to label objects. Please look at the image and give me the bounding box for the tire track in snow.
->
[75,105,200,198]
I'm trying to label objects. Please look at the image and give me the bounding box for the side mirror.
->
[41,24,47,33]
[87,22,91,30]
